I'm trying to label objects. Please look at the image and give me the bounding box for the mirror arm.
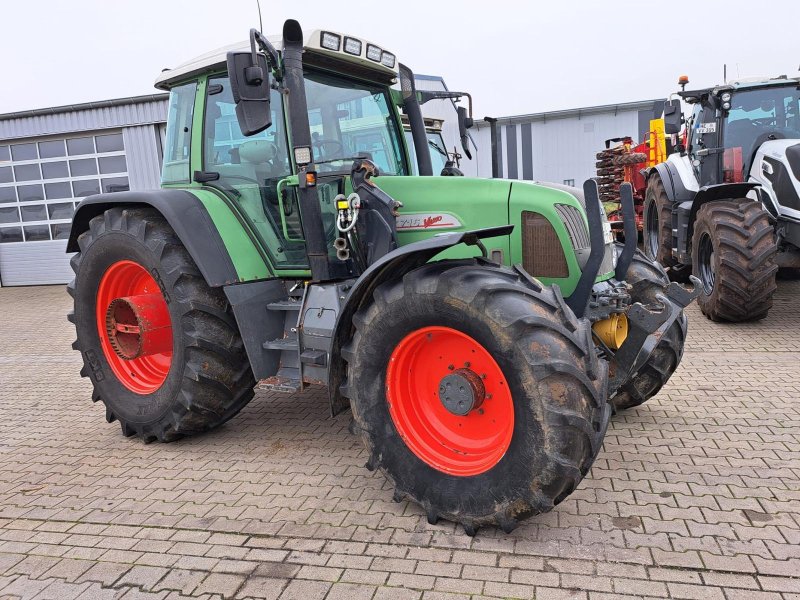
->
[250,28,282,80]
[418,90,473,118]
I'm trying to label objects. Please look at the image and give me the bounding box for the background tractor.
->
[644,75,800,322]
[403,116,467,176]
[66,20,696,535]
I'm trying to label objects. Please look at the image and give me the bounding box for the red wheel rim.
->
[386,326,514,476]
[96,260,173,394]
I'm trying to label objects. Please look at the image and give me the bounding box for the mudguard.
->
[647,161,693,203]
[67,189,251,287]
[688,182,761,237]
[327,225,513,415]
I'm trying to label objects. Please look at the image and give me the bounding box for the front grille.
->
[555,204,590,250]
[522,211,569,278]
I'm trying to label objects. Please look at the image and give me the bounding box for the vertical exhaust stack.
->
[399,63,433,176]
[282,19,331,280]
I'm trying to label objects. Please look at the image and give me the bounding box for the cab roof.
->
[679,75,800,101]
[154,29,399,90]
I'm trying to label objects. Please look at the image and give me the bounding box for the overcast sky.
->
[2,0,798,118]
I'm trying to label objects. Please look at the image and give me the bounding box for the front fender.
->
[687,182,761,241]
[327,225,513,416]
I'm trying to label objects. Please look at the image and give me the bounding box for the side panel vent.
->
[555,204,590,250]
[522,211,569,278]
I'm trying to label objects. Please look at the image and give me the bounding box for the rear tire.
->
[68,207,255,442]
[643,175,677,268]
[343,260,610,534]
[611,247,687,411]
[692,201,778,322]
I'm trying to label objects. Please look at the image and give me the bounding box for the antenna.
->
[724,64,727,84]
[255,0,263,32]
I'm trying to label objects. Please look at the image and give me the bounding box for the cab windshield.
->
[404,130,449,175]
[304,71,407,175]
[725,86,800,150]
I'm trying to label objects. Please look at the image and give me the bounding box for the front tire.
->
[343,260,610,534]
[611,247,687,411]
[643,175,677,268]
[692,201,778,322]
[68,207,255,442]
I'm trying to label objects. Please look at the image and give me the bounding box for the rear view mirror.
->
[457,106,474,160]
[663,99,682,135]
[227,51,271,136]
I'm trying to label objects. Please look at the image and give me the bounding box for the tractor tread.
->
[643,175,678,268]
[344,260,610,534]
[612,246,688,412]
[68,206,255,443]
[693,200,778,322]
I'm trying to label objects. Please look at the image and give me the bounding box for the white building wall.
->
[465,102,657,185]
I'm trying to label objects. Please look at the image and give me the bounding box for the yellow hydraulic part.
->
[592,313,629,350]
[648,118,667,167]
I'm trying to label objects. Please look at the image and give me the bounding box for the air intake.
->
[555,204,590,250]
[522,211,569,278]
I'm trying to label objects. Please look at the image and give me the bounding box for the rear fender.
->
[67,189,270,287]
[327,225,513,416]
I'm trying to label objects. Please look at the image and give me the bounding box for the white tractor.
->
[644,75,800,321]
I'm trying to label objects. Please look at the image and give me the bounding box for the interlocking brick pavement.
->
[0,279,798,599]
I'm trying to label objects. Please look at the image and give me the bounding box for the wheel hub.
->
[105,294,173,360]
[438,369,485,416]
[96,260,173,394]
[386,326,514,477]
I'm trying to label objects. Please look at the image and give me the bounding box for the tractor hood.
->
[751,139,800,218]
[374,176,614,297]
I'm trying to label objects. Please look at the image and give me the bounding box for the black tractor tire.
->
[643,175,678,268]
[68,207,255,442]
[692,201,778,322]
[611,247,687,412]
[343,260,610,535]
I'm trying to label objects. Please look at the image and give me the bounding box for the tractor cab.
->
[675,77,800,190]
[156,28,411,275]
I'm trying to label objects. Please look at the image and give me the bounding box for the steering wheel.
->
[313,139,345,160]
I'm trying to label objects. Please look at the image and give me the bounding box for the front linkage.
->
[574,181,700,400]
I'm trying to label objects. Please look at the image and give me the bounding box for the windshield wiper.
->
[315,155,367,166]
[427,140,448,157]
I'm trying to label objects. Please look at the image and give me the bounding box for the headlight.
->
[366,44,382,62]
[721,92,732,102]
[722,101,731,110]
[343,37,362,56]
[321,32,341,51]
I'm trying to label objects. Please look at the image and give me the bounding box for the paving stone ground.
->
[0,279,798,600]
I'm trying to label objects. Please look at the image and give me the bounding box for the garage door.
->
[0,132,129,286]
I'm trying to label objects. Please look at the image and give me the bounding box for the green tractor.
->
[67,20,698,534]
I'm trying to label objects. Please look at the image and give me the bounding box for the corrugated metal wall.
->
[124,125,163,190]
[0,98,168,141]
[0,97,168,286]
